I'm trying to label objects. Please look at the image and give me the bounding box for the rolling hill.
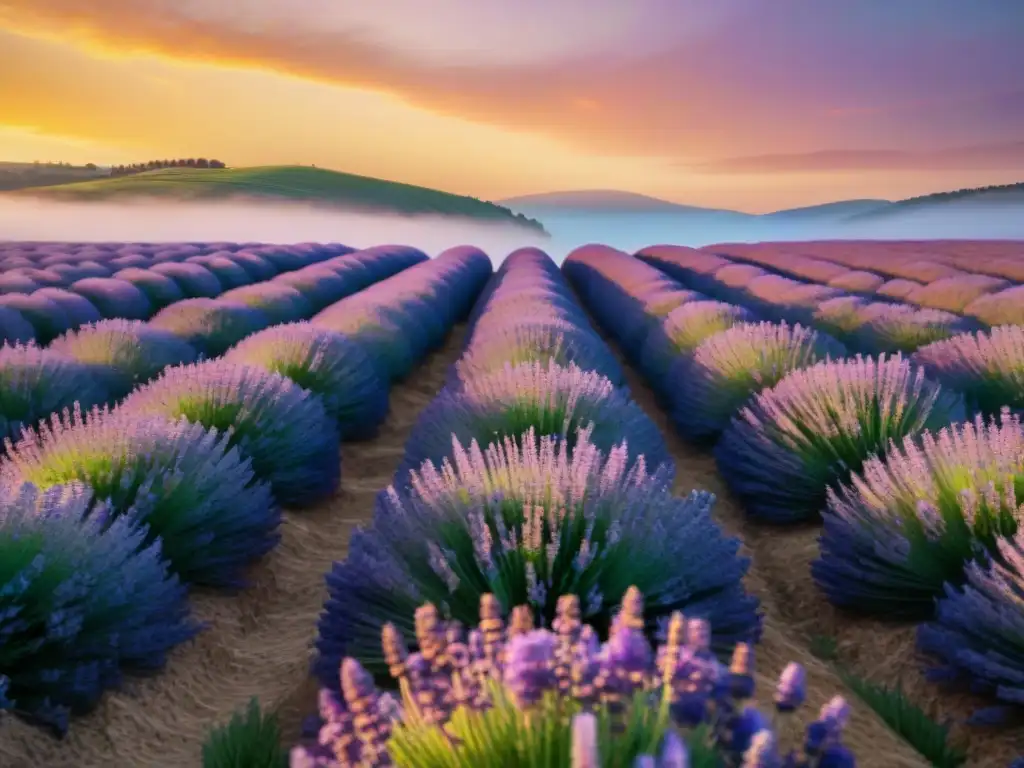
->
[497,189,738,215]
[9,165,548,234]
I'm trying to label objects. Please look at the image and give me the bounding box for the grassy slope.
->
[12,165,548,233]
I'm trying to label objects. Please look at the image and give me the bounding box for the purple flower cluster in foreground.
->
[297,588,855,767]
[314,426,759,692]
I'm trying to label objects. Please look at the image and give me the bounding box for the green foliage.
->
[201,697,287,768]
[836,674,967,768]
[387,680,721,768]
[807,634,966,768]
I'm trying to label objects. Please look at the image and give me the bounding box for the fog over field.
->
[1,196,1023,263]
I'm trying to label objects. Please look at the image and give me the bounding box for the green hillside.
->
[11,165,548,234]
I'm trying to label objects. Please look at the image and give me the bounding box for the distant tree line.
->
[109,158,227,176]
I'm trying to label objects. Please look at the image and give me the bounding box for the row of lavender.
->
[0,245,428,448]
[0,246,490,739]
[700,241,1024,318]
[0,241,427,347]
[563,245,1023,726]
[636,245,998,354]
[0,240,348,294]
[290,248,863,767]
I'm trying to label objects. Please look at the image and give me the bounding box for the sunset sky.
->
[2,0,1023,212]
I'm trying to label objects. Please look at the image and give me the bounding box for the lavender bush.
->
[150,262,223,298]
[904,274,1010,314]
[640,302,757,400]
[221,283,314,325]
[668,323,847,443]
[459,323,625,390]
[224,323,390,440]
[32,287,103,330]
[120,361,341,506]
[714,354,965,523]
[313,305,416,383]
[0,293,72,344]
[398,360,670,482]
[229,251,279,282]
[912,325,1024,417]
[0,306,35,345]
[273,267,357,312]
[300,588,852,767]
[0,343,109,445]
[149,299,272,357]
[1,406,280,587]
[188,255,253,290]
[49,319,198,400]
[916,530,1024,724]
[853,306,976,355]
[112,267,187,310]
[813,409,1022,618]
[811,298,871,349]
[69,278,153,321]
[314,428,759,687]
[0,482,198,735]
[963,285,1024,327]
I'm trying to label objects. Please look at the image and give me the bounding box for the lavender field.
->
[0,239,1022,768]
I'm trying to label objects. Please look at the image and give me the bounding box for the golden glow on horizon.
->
[2,26,1021,212]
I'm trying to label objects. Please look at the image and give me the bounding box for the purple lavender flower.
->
[398,359,670,482]
[69,277,153,321]
[917,531,1024,721]
[912,325,1024,417]
[0,342,110,444]
[49,319,198,399]
[714,354,965,523]
[639,301,757,399]
[224,322,389,440]
[774,663,807,713]
[111,267,186,311]
[904,273,1010,314]
[0,482,198,734]
[963,284,1024,327]
[149,261,223,298]
[813,409,1023,617]
[853,304,977,355]
[148,298,272,357]
[303,587,852,766]
[119,360,341,506]
[0,306,37,346]
[31,287,103,330]
[0,292,72,344]
[187,255,253,290]
[219,283,314,324]
[314,427,759,688]
[503,629,558,708]
[1,405,281,586]
[668,322,846,443]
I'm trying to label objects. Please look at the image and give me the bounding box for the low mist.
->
[0,197,550,260]
[1,196,1022,265]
